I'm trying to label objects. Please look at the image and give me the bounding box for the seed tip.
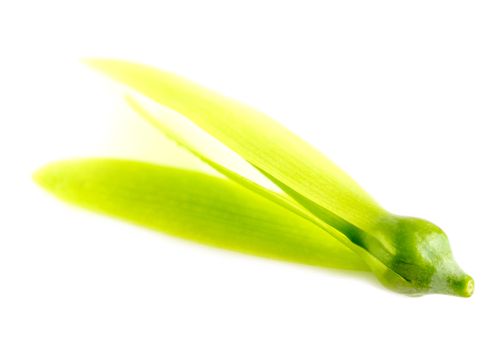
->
[463,276,474,297]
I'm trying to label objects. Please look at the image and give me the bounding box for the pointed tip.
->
[80,56,96,67]
[81,57,107,70]
[33,163,55,190]
[81,57,124,74]
[462,276,475,297]
[451,274,475,298]
[33,160,77,195]
[80,58,139,84]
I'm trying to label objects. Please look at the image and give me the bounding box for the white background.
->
[1,1,494,349]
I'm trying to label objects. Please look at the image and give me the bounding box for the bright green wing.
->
[124,95,350,245]
[85,59,388,234]
[85,60,406,289]
[34,159,367,271]
[35,60,472,296]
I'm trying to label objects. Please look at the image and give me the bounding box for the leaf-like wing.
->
[85,59,387,234]
[124,95,346,243]
[84,61,420,294]
[34,159,367,271]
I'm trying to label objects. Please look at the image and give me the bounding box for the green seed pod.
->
[364,215,474,297]
[35,59,473,297]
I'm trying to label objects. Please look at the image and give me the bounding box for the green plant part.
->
[368,215,473,296]
[35,159,367,271]
[35,59,474,297]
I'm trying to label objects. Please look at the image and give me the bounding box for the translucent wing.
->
[35,159,367,271]
[85,59,387,234]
